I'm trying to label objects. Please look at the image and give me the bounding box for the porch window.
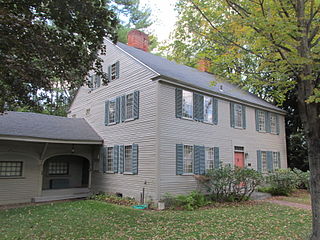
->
[106,147,114,172]
[270,113,277,134]
[205,147,214,170]
[108,99,116,124]
[0,161,23,177]
[234,104,243,128]
[204,96,213,123]
[183,145,194,173]
[48,161,69,175]
[258,110,266,132]
[126,93,134,119]
[182,90,193,119]
[124,145,133,173]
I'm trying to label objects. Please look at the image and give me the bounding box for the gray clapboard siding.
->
[69,40,159,201]
[157,82,287,197]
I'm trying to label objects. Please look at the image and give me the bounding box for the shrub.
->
[265,169,299,196]
[90,193,138,206]
[196,166,263,202]
[161,191,210,210]
[292,168,310,190]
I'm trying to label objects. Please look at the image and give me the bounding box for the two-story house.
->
[69,30,287,203]
[0,30,287,205]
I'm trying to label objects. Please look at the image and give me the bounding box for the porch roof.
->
[0,111,103,144]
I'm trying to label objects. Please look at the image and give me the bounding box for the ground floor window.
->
[261,151,268,172]
[205,147,214,170]
[48,161,69,175]
[106,147,114,171]
[273,152,280,169]
[0,161,23,177]
[124,145,133,172]
[183,145,194,173]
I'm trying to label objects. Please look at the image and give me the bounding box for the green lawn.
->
[0,200,311,240]
[278,190,311,205]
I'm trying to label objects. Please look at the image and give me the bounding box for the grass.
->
[0,200,311,240]
[277,190,311,205]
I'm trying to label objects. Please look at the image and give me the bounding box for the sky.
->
[139,0,178,42]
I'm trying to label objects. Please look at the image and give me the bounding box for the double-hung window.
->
[183,145,194,173]
[204,96,213,123]
[261,151,268,172]
[270,113,277,134]
[273,152,280,169]
[258,110,266,132]
[126,93,134,119]
[182,90,193,119]
[108,99,116,124]
[234,104,243,128]
[124,145,133,173]
[0,161,23,177]
[205,147,214,170]
[106,147,114,172]
[111,63,117,80]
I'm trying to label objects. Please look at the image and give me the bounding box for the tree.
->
[170,0,319,238]
[0,0,118,113]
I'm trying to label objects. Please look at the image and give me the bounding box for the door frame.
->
[233,145,245,168]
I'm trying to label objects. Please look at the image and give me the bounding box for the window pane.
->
[261,152,267,172]
[258,111,266,131]
[48,161,68,175]
[0,161,23,177]
[125,146,133,172]
[107,147,114,171]
[204,96,213,122]
[183,145,194,173]
[109,100,116,123]
[205,147,214,170]
[182,90,193,118]
[270,114,277,133]
[111,63,117,80]
[273,152,280,169]
[126,93,134,119]
[234,104,243,128]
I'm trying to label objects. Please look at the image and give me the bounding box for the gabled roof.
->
[116,42,285,113]
[0,112,103,144]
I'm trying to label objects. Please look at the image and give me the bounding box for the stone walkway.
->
[266,199,311,210]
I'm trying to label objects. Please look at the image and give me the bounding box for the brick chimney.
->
[127,29,149,52]
[197,58,211,72]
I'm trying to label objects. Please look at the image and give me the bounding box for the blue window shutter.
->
[267,151,273,171]
[193,93,204,121]
[194,145,200,174]
[105,100,109,126]
[242,105,246,129]
[255,109,259,131]
[199,95,204,122]
[266,112,271,133]
[116,97,121,123]
[213,98,218,125]
[120,95,126,122]
[133,91,139,120]
[276,115,280,135]
[176,144,184,175]
[96,75,101,88]
[278,152,281,168]
[107,65,111,81]
[214,147,220,168]
[119,145,124,173]
[230,102,235,127]
[102,147,107,173]
[175,88,182,118]
[113,145,119,173]
[132,144,138,174]
[257,150,262,172]
[199,146,205,175]
[115,61,120,79]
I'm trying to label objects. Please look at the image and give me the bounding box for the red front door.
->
[234,152,245,168]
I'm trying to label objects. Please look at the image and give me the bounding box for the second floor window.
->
[108,61,120,81]
[258,110,266,132]
[234,104,243,128]
[126,93,134,119]
[182,90,193,119]
[183,145,194,173]
[270,113,277,134]
[109,99,116,124]
[204,96,213,123]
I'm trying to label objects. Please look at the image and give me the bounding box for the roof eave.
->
[152,75,287,115]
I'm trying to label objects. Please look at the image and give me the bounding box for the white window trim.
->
[182,90,193,120]
[258,110,266,132]
[124,145,133,174]
[270,113,277,134]
[182,144,194,174]
[261,151,268,173]
[108,98,117,124]
[234,103,243,128]
[205,147,214,170]
[106,147,114,173]
[125,93,134,121]
[203,96,213,123]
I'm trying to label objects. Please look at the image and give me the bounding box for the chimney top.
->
[127,29,149,52]
[197,58,211,72]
